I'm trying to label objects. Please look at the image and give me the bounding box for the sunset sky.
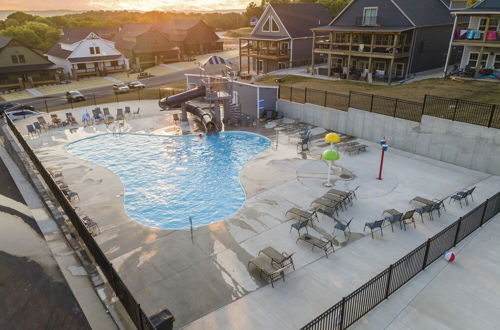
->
[1,0,251,11]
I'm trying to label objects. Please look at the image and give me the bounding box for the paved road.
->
[13,60,234,112]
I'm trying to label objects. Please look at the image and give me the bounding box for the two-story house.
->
[47,30,128,79]
[115,24,180,71]
[238,3,332,75]
[0,36,59,90]
[163,19,223,56]
[311,0,466,84]
[444,0,500,79]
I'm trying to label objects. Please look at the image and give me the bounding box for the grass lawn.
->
[256,75,500,104]
[224,27,253,37]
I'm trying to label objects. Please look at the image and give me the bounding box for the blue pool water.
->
[66,132,270,229]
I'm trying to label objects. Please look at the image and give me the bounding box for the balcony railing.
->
[244,48,290,57]
[454,29,500,42]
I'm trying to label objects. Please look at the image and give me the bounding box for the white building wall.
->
[47,55,72,74]
[70,38,122,59]
[460,45,500,69]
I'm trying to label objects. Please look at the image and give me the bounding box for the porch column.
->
[475,46,485,77]
[327,53,332,77]
[239,39,242,73]
[368,33,375,77]
[346,32,353,80]
[388,33,398,85]
[443,14,459,77]
[311,30,316,75]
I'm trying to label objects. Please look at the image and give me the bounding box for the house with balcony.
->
[0,36,59,91]
[445,0,500,79]
[115,24,180,71]
[311,0,466,84]
[47,30,128,79]
[238,3,331,75]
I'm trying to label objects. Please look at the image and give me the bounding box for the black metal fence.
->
[301,191,500,330]
[5,116,158,330]
[278,86,500,128]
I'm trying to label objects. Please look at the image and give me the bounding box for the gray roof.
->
[60,27,117,44]
[0,36,12,49]
[0,63,57,74]
[271,3,332,38]
[454,0,500,13]
[391,0,454,26]
[47,43,72,59]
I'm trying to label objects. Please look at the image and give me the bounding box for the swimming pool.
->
[66,132,270,229]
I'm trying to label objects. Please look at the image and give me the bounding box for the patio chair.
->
[66,112,77,125]
[37,116,49,130]
[248,254,290,287]
[92,109,104,124]
[62,188,80,201]
[116,108,124,121]
[364,219,385,238]
[401,210,416,229]
[50,114,62,127]
[386,212,404,232]
[312,197,343,216]
[431,199,447,218]
[333,217,353,239]
[81,110,92,125]
[124,106,131,117]
[103,108,114,124]
[33,121,43,133]
[258,247,295,270]
[349,186,360,201]
[322,204,342,219]
[26,124,37,137]
[296,233,334,258]
[449,192,468,208]
[133,107,140,117]
[228,116,239,126]
[240,114,248,126]
[290,219,309,235]
[415,204,434,222]
[248,114,255,126]
[173,113,180,123]
[297,135,310,153]
[463,186,476,203]
[81,215,101,236]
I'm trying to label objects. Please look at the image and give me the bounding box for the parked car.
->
[7,109,42,121]
[128,81,145,89]
[0,102,35,115]
[113,83,130,94]
[66,91,86,102]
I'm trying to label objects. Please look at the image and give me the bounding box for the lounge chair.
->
[33,121,43,133]
[116,108,124,121]
[290,219,309,234]
[258,247,295,270]
[409,196,434,206]
[345,144,367,155]
[50,114,62,127]
[248,254,291,287]
[333,217,353,239]
[26,124,37,137]
[103,108,114,124]
[364,219,385,238]
[286,207,318,223]
[37,116,49,130]
[296,233,334,258]
[386,212,404,232]
[401,210,416,229]
[124,106,131,117]
[92,109,104,124]
[415,204,433,222]
[81,216,101,236]
[62,188,80,201]
[66,112,77,125]
[317,194,346,213]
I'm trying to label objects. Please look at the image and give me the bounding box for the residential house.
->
[163,19,223,56]
[114,24,180,70]
[444,0,500,79]
[239,3,332,75]
[0,36,59,90]
[311,0,467,84]
[47,31,128,79]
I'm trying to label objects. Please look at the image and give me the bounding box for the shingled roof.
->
[0,36,11,49]
[270,3,332,38]
[60,27,117,44]
[391,0,454,26]
[47,43,72,59]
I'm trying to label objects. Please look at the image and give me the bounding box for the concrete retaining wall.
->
[277,99,500,176]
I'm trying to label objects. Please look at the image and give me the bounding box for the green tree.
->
[317,0,350,18]
[6,11,35,25]
[5,18,20,27]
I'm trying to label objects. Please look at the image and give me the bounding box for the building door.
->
[257,60,264,73]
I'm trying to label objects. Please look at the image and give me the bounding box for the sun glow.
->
[88,0,250,11]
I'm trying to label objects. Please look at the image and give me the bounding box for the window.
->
[362,7,378,26]
[95,47,100,54]
[262,18,270,32]
[271,17,279,32]
[77,63,86,70]
[111,60,118,66]
[18,54,25,63]
[479,18,499,31]
[395,63,405,77]
[467,52,488,68]
[278,62,287,69]
[373,61,386,72]
[257,60,264,73]
[279,42,289,55]
[11,55,18,64]
[495,54,500,69]
[90,47,95,54]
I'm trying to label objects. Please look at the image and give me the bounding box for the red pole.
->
[377,149,385,180]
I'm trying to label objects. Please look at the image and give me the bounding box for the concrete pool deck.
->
[11,100,500,329]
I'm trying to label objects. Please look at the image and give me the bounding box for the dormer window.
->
[362,7,378,26]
